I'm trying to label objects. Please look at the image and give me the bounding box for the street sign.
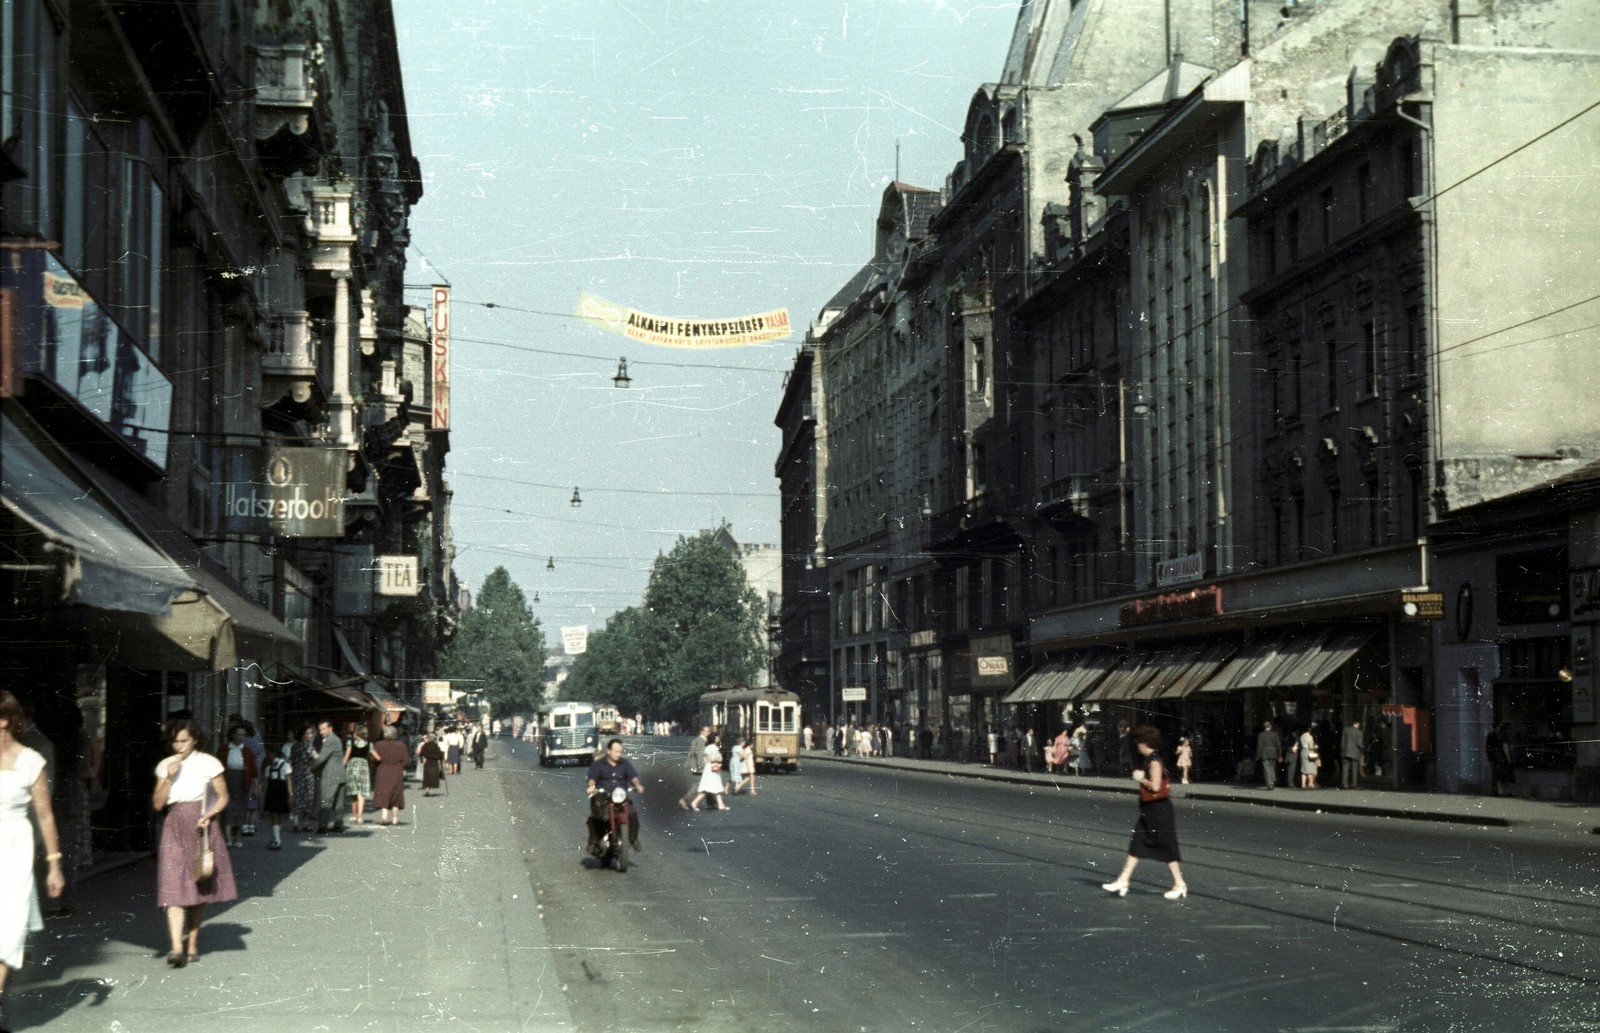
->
[423,679,452,705]
[841,686,867,702]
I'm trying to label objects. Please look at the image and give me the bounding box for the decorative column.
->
[331,272,355,447]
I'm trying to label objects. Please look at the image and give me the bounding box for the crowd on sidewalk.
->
[805,713,1389,791]
[0,698,514,1033]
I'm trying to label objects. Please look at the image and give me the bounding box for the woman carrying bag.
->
[152,719,238,967]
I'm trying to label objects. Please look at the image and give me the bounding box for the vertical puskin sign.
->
[432,285,451,430]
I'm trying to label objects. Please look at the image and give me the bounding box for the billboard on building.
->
[216,446,349,537]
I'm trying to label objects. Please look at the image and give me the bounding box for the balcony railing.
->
[262,311,315,377]
[254,43,316,115]
[305,180,356,244]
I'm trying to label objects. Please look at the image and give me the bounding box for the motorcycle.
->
[587,786,634,872]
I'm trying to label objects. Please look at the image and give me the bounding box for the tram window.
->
[781,705,796,731]
[758,705,771,732]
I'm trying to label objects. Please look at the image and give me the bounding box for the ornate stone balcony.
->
[253,42,317,134]
[262,310,315,383]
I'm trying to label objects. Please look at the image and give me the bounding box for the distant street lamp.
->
[547,556,555,571]
[570,486,582,507]
[613,358,632,388]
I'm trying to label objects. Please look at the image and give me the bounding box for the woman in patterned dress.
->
[290,724,318,833]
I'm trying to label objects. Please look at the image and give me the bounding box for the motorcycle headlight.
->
[611,787,627,804]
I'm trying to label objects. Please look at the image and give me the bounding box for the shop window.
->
[1496,547,1568,624]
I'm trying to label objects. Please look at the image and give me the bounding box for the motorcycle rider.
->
[585,738,645,855]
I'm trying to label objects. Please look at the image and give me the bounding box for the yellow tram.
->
[695,686,802,773]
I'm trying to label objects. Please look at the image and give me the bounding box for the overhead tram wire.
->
[453,471,778,500]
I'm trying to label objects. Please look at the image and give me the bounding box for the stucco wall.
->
[1432,47,1600,475]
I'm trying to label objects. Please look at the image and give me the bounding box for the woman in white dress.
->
[0,690,66,1030]
[686,741,730,811]
[726,738,747,795]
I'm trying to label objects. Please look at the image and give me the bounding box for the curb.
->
[805,753,1533,828]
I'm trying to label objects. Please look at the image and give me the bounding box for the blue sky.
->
[393,0,1020,635]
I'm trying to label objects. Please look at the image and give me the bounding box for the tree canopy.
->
[561,531,765,719]
[438,566,547,717]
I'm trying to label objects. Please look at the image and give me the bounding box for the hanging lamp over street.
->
[547,556,555,571]
[613,357,632,388]
[570,486,582,507]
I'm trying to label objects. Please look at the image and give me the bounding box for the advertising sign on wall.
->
[217,446,348,537]
[2,250,173,467]
[332,544,374,616]
[377,555,419,596]
[431,285,450,430]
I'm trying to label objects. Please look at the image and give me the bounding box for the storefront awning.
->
[1,407,194,615]
[365,687,420,721]
[1001,648,1119,704]
[74,457,303,668]
[1152,640,1239,699]
[1194,625,1377,694]
[1270,625,1378,688]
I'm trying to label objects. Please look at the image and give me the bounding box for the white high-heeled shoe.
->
[1163,885,1188,900]
[1101,881,1129,897]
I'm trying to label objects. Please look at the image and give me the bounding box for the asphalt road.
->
[505,736,1600,1033]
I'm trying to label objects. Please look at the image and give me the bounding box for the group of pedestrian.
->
[1253,719,1365,790]
[141,716,417,972]
[676,725,757,811]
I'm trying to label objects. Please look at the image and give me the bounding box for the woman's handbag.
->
[193,829,216,882]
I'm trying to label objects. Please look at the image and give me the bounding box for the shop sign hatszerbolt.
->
[217,447,348,537]
[1120,585,1223,627]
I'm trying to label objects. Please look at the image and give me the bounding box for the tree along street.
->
[562,530,767,716]
[440,565,549,716]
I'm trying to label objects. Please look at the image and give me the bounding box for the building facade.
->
[781,0,1600,795]
[1,0,454,876]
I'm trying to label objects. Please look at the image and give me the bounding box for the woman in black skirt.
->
[1101,725,1188,900]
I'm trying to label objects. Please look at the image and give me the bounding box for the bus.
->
[696,686,802,773]
[595,704,620,734]
[539,702,599,766]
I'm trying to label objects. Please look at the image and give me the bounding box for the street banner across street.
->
[575,291,790,349]
[561,625,589,655]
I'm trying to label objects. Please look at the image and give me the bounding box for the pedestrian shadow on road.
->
[11,834,326,1030]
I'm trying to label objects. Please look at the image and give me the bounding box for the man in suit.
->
[1256,720,1282,790]
[312,720,348,833]
[677,725,709,810]
[1340,719,1364,789]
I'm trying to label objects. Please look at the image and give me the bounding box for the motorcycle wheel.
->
[613,834,629,873]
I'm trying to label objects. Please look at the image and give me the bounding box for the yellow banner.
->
[576,291,790,349]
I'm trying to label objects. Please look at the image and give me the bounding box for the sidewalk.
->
[804,750,1600,834]
[9,756,574,1033]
